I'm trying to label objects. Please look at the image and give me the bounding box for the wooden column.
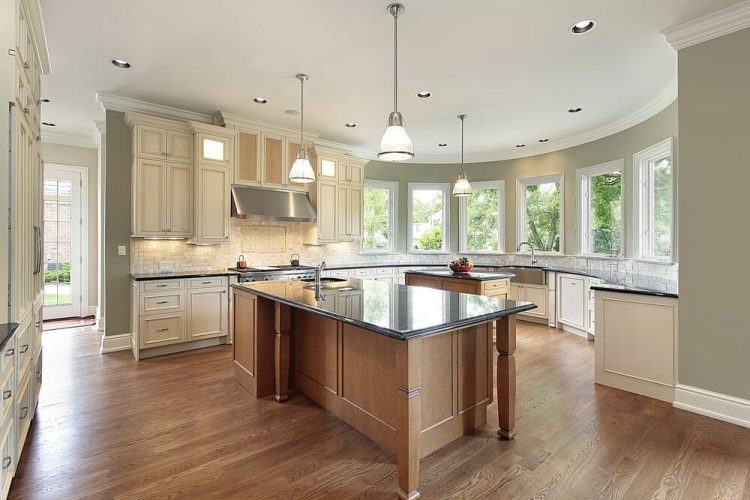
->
[274,302,291,402]
[395,338,422,500]
[496,315,517,440]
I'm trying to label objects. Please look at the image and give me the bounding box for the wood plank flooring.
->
[10,323,750,499]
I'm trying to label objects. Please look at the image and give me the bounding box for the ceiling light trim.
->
[662,0,750,50]
[96,92,213,123]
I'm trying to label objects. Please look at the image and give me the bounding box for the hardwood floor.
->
[10,323,750,499]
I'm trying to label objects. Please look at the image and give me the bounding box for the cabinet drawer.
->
[0,341,15,388]
[0,368,13,424]
[15,325,32,388]
[323,270,351,278]
[140,292,184,314]
[140,314,185,348]
[0,416,13,491]
[353,268,374,276]
[374,267,394,275]
[482,279,510,292]
[16,373,31,453]
[141,280,184,292]
[188,277,227,288]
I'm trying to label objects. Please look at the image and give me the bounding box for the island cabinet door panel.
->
[294,310,339,396]
[441,280,479,295]
[233,292,256,391]
[456,325,492,413]
[419,333,454,431]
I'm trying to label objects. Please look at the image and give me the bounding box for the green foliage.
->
[418,224,443,250]
[525,183,560,252]
[466,188,499,251]
[412,195,441,224]
[45,263,70,283]
[363,187,391,251]
[590,172,622,254]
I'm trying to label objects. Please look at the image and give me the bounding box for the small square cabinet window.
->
[203,138,225,161]
[320,159,336,177]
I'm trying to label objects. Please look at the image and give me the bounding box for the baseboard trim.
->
[86,305,98,317]
[674,384,750,429]
[101,333,132,354]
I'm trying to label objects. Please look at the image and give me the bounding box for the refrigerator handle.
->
[33,225,41,275]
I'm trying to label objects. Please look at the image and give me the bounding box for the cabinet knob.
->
[4,349,14,357]
[23,107,29,114]
[20,344,28,354]
[2,390,11,400]
[23,62,30,69]
[1,457,10,469]
[157,328,169,332]
[20,406,28,419]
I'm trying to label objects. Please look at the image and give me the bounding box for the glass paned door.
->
[43,166,82,319]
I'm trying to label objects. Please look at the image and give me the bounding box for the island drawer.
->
[188,277,227,288]
[141,280,184,292]
[482,279,510,292]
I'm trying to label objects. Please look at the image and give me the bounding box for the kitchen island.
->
[231,278,535,499]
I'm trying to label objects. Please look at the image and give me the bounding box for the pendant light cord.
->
[300,77,304,145]
[393,12,398,112]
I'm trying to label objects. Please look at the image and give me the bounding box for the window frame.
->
[516,173,565,255]
[458,180,505,254]
[407,182,451,254]
[361,179,399,254]
[576,159,625,257]
[633,138,675,262]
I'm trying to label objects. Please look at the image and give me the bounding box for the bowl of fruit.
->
[449,257,473,274]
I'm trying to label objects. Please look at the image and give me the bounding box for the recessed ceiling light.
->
[285,109,299,115]
[570,20,596,34]
[40,98,50,103]
[416,91,432,99]
[568,107,582,113]
[111,59,131,68]
[516,144,525,148]
[253,97,268,104]
[42,122,55,126]
[539,139,549,143]
[345,122,357,128]
[438,143,447,147]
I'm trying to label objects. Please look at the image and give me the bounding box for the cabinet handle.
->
[23,62,30,69]
[4,349,14,357]
[20,406,28,419]
[156,301,169,305]
[3,390,11,400]
[157,328,169,332]
[202,281,212,284]
[20,344,28,354]
[2,457,10,470]
[156,284,168,288]
[23,107,29,114]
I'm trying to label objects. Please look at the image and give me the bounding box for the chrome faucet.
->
[314,261,327,299]
[516,242,539,266]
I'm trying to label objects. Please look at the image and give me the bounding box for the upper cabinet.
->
[262,132,285,187]
[236,129,261,185]
[197,132,230,165]
[167,130,194,163]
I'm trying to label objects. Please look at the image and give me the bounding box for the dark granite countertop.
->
[403,269,515,281]
[231,278,536,340]
[130,270,239,281]
[0,323,19,351]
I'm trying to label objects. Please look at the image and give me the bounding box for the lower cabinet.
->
[509,283,548,321]
[132,277,230,360]
[557,273,595,338]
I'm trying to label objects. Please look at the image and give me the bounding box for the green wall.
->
[678,28,750,400]
[104,110,132,336]
[366,102,678,257]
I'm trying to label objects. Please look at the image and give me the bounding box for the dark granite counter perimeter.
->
[232,278,536,340]
[0,323,19,351]
[404,269,515,281]
[131,270,239,281]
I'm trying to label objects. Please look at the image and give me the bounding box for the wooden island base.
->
[233,292,518,499]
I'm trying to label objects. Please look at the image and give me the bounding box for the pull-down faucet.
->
[516,242,539,266]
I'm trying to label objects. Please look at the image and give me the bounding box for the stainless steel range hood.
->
[231,185,316,222]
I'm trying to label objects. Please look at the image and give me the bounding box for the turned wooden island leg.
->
[274,303,291,402]
[395,338,422,500]
[496,315,517,440]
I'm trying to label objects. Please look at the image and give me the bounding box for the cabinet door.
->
[198,133,230,165]
[166,130,193,163]
[262,133,285,187]
[140,313,185,348]
[195,165,230,243]
[166,163,193,236]
[336,184,348,240]
[187,288,228,341]
[508,284,523,301]
[347,185,363,239]
[317,181,338,242]
[559,276,586,328]
[136,125,167,160]
[233,292,256,375]
[338,161,350,184]
[348,162,364,185]
[523,285,548,318]
[317,155,338,181]
[236,130,261,185]
[133,159,166,237]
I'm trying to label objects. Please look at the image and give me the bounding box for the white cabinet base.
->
[138,336,227,360]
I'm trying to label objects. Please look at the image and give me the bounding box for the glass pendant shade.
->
[378,112,414,161]
[289,149,315,183]
[453,173,473,197]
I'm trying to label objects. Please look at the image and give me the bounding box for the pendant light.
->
[452,114,473,197]
[377,3,414,162]
[289,73,316,183]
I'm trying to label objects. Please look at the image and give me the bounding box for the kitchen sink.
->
[498,266,547,285]
[299,277,348,283]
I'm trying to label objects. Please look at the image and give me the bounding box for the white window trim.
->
[361,179,399,254]
[459,180,505,254]
[576,159,625,257]
[407,182,450,254]
[516,174,565,254]
[633,137,675,263]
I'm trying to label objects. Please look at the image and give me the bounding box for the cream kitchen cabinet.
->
[558,274,587,334]
[317,155,339,181]
[134,123,194,163]
[132,159,193,238]
[304,180,338,244]
[509,283,548,322]
[338,160,364,186]
[336,184,363,240]
[131,276,230,360]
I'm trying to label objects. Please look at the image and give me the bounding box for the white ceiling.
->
[40,0,736,162]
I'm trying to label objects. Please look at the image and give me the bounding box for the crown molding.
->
[41,130,97,148]
[662,0,750,50]
[96,92,213,123]
[403,79,677,165]
[313,138,376,161]
[216,111,318,142]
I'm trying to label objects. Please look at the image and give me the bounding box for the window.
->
[634,138,674,261]
[407,183,450,253]
[459,181,505,253]
[363,180,398,253]
[516,174,563,253]
[577,160,624,256]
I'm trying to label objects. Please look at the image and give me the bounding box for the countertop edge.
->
[0,323,20,351]
[130,271,240,281]
[589,285,678,299]
[403,269,515,281]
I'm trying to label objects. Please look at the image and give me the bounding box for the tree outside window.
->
[409,184,448,252]
[460,181,504,253]
[363,186,391,251]
[521,179,561,252]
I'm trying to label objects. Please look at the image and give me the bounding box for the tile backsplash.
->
[131,219,678,283]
